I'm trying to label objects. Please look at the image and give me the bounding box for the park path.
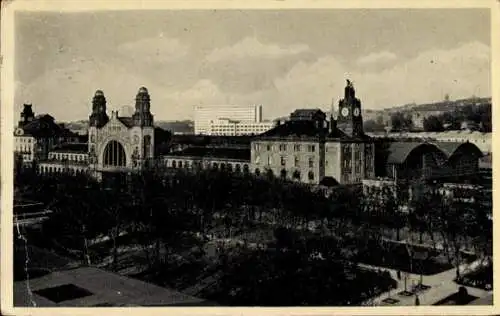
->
[361,258,491,306]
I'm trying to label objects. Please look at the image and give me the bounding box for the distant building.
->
[37,88,169,179]
[30,84,485,192]
[250,80,375,185]
[410,110,445,130]
[460,120,480,131]
[14,104,78,166]
[194,104,263,135]
[208,118,274,136]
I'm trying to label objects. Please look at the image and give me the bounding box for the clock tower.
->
[337,79,364,137]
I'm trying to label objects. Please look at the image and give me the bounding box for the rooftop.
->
[386,142,440,165]
[433,142,483,159]
[164,146,250,161]
[51,143,88,153]
[18,115,62,138]
[258,120,370,142]
[14,266,211,307]
[117,116,134,128]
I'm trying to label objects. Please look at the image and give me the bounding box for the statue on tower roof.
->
[346,79,353,87]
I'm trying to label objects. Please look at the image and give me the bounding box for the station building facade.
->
[25,83,484,192]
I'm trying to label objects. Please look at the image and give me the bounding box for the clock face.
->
[341,107,349,117]
[15,128,24,136]
[353,108,360,117]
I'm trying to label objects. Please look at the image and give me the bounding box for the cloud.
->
[16,41,490,122]
[117,37,189,62]
[174,41,491,119]
[205,37,310,63]
[15,60,168,122]
[356,51,398,65]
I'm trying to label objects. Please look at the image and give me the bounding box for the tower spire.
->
[89,90,109,127]
[132,86,154,127]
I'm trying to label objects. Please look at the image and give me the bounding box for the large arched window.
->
[103,140,127,167]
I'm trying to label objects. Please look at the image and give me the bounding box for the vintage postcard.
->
[1,0,498,315]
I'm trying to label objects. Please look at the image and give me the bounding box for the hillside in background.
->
[156,120,194,134]
[381,96,491,114]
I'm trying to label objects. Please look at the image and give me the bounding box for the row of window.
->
[255,155,317,168]
[254,143,317,153]
[167,159,317,181]
[211,127,269,131]
[168,160,250,173]
[38,165,87,174]
[16,138,33,143]
[16,146,32,153]
[280,156,316,168]
[49,153,88,162]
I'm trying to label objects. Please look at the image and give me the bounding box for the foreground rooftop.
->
[14,266,213,307]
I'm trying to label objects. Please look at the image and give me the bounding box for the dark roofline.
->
[162,146,250,162]
[51,143,88,153]
[162,154,249,163]
[117,117,134,128]
[433,142,483,159]
[386,142,443,165]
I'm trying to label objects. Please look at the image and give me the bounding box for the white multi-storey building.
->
[209,118,274,136]
[194,104,263,135]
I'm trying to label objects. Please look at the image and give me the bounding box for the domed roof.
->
[138,87,148,94]
[95,90,104,96]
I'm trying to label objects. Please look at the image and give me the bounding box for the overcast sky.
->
[15,9,491,122]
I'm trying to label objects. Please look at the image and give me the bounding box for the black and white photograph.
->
[4,0,496,313]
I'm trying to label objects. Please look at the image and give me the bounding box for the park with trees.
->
[14,162,492,305]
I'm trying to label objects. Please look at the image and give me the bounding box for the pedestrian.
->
[415,295,420,306]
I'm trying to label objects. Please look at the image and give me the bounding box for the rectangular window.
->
[281,156,286,166]
[294,156,299,167]
[308,157,314,168]
[307,145,316,152]
[355,162,360,173]
[294,144,301,152]
[308,171,314,181]
[267,144,271,151]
